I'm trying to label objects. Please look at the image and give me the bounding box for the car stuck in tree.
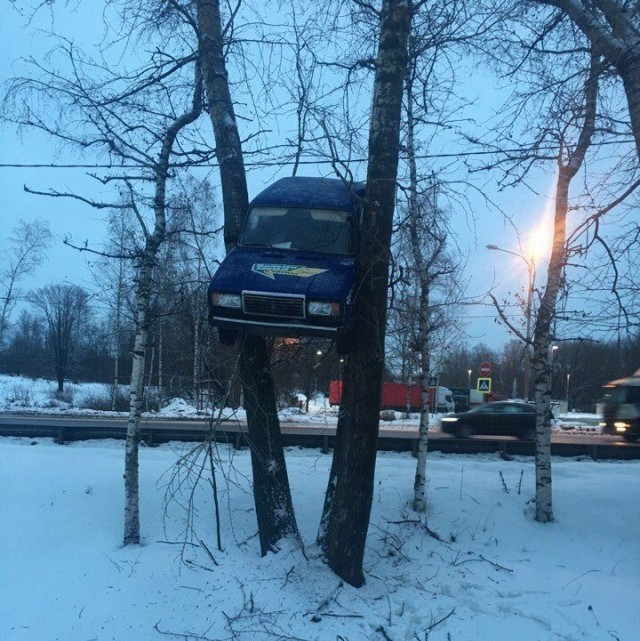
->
[207,176,364,354]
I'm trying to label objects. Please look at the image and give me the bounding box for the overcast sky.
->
[0,1,561,358]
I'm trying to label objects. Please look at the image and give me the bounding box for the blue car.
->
[207,176,365,353]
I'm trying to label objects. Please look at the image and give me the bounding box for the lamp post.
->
[550,344,558,398]
[566,372,570,411]
[467,369,471,388]
[487,244,535,401]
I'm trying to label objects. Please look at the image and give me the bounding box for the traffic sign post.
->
[480,361,492,377]
[477,377,492,393]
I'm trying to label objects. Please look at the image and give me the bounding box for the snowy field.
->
[1,437,638,641]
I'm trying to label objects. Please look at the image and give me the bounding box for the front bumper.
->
[600,420,640,438]
[209,312,343,338]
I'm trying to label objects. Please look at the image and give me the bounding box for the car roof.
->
[604,376,640,388]
[250,177,366,211]
[478,401,534,411]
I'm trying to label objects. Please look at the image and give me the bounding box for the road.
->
[1,413,638,460]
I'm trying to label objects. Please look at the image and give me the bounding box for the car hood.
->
[209,247,356,299]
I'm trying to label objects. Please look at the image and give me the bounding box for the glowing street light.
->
[487,243,535,401]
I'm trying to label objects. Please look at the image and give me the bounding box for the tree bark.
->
[531,51,598,523]
[406,80,431,514]
[195,0,249,252]
[196,0,299,554]
[239,334,299,551]
[318,0,411,587]
[534,0,640,159]
[123,64,202,546]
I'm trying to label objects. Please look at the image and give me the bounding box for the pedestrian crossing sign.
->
[477,377,492,393]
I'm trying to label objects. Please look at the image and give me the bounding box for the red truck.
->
[329,380,455,413]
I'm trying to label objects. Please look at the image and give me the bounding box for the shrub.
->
[6,383,32,407]
[82,387,130,412]
[51,388,74,406]
[380,409,396,422]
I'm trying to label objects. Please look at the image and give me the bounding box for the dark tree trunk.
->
[239,334,299,551]
[619,55,640,159]
[196,0,299,553]
[318,0,411,587]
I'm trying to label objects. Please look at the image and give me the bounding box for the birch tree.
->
[530,52,600,522]
[478,4,640,520]
[531,0,640,159]
[4,20,206,543]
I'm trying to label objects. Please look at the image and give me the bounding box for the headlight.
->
[614,421,630,431]
[441,417,458,423]
[598,422,606,427]
[308,301,340,316]
[211,292,241,308]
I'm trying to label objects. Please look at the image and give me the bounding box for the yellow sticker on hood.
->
[252,264,328,279]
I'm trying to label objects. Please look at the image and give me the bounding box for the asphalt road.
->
[1,413,638,460]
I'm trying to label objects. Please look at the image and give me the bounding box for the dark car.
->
[440,401,536,440]
[207,176,364,354]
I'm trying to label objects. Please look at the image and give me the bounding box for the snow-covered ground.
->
[2,436,638,641]
[0,375,602,433]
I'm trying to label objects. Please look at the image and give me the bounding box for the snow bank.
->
[1,437,638,641]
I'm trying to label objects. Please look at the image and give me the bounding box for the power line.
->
[0,141,629,170]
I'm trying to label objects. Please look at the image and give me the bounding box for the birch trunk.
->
[405,80,432,514]
[193,316,199,407]
[318,0,411,587]
[532,52,598,523]
[123,65,202,546]
[158,325,163,406]
[124,257,154,545]
[536,0,640,159]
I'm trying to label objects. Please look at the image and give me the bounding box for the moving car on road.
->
[207,176,364,354]
[600,372,640,442]
[440,401,536,440]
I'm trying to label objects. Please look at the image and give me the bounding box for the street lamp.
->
[467,369,472,388]
[550,344,558,398]
[487,243,535,401]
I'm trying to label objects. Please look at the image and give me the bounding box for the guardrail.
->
[1,414,639,460]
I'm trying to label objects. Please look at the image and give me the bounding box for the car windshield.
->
[240,207,354,255]
[611,385,640,403]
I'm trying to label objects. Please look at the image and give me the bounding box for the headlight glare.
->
[211,292,241,308]
[308,301,340,316]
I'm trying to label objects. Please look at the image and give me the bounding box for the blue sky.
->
[0,1,561,353]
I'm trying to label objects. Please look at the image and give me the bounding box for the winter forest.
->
[1,1,640,639]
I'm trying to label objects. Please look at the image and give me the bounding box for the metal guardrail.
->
[1,414,639,460]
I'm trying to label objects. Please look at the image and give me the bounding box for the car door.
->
[469,404,497,435]
[499,403,522,436]
[487,403,510,436]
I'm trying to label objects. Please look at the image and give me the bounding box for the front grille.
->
[243,293,305,319]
